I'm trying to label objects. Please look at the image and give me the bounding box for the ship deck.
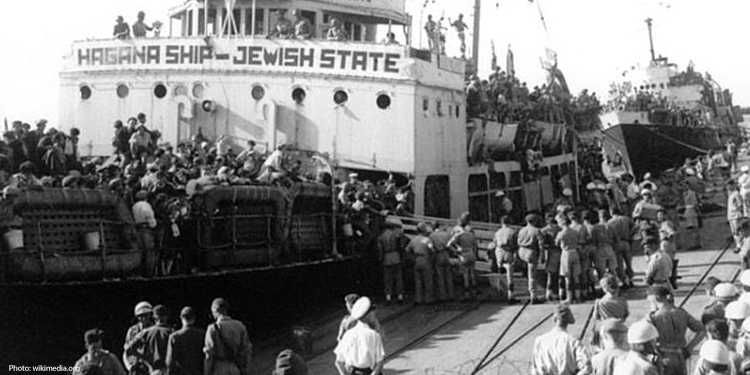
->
[249,159,740,374]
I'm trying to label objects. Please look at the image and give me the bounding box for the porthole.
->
[154,84,167,99]
[80,85,92,100]
[192,83,205,98]
[292,88,306,104]
[251,85,265,101]
[116,84,129,98]
[334,90,348,105]
[376,94,391,109]
[175,85,188,96]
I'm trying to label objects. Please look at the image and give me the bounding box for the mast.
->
[645,17,656,62]
[472,0,481,69]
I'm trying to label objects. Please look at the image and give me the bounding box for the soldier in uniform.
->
[608,207,635,288]
[645,285,704,375]
[702,320,743,375]
[204,298,253,375]
[517,214,545,303]
[590,275,629,347]
[540,213,562,301]
[124,305,174,375]
[555,216,582,304]
[377,218,407,305]
[73,329,126,375]
[727,180,745,250]
[123,301,155,372]
[657,209,679,289]
[725,300,750,350]
[645,243,673,291]
[592,210,621,283]
[591,319,628,375]
[695,340,731,375]
[491,216,518,301]
[428,223,455,302]
[701,283,738,325]
[448,220,479,300]
[530,304,591,375]
[406,222,435,305]
[569,211,594,299]
[614,321,661,375]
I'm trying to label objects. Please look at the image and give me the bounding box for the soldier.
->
[592,210,621,284]
[645,285,704,375]
[166,307,205,375]
[377,218,407,305]
[701,283,738,325]
[123,301,155,371]
[449,14,468,57]
[657,209,679,289]
[124,305,174,374]
[204,298,253,375]
[429,223,455,302]
[448,220,479,300]
[645,243,673,291]
[407,222,435,305]
[591,319,628,375]
[590,275,629,347]
[695,340,731,375]
[703,320,743,375]
[569,211,594,299]
[530,304,591,375]
[614,321,661,375]
[555,216,582,304]
[540,213,562,301]
[725,301,750,350]
[424,15,437,52]
[727,180,744,250]
[740,166,750,216]
[608,207,635,288]
[491,216,518,301]
[517,214,545,303]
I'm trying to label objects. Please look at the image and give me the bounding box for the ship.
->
[0,0,589,365]
[599,18,743,179]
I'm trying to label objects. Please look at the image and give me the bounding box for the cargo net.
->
[22,207,130,255]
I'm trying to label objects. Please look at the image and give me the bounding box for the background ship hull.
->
[601,123,724,178]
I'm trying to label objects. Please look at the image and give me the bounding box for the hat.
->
[644,172,652,180]
[596,183,607,190]
[699,340,729,365]
[180,306,195,319]
[714,283,739,300]
[640,189,652,196]
[62,175,80,188]
[743,165,749,173]
[563,188,572,197]
[350,297,372,320]
[135,190,149,201]
[384,216,403,228]
[685,168,695,176]
[599,275,619,293]
[741,270,750,287]
[725,301,750,320]
[134,301,153,316]
[586,182,596,190]
[349,173,359,179]
[273,349,308,375]
[495,191,506,197]
[416,222,430,234]
[628,321,659,344]
[599,318,628,336]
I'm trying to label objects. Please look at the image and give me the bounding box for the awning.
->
[308,0,407,24]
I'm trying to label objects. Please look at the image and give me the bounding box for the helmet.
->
[562,188,572,197]
[350,296,372,320]
[714,283,739,300]
[596,183,607,190]
[699,340,729,365]
[725,301,750,320]
[741,270,750,287]
[627,321,659,344]
[134,301,153,316]
[640,189,652,196]
[586,182,596,190]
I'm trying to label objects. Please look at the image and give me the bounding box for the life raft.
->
[0,188,140,282]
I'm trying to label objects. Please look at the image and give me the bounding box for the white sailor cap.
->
[725,301,750,320]
[562,188,573,197]
[685,168,695,176]
[586,182,596,190]
[644,172,652,180]
[699,340,729,365]
[714,283,739,300]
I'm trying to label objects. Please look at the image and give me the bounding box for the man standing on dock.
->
[335,297,385,375]
[204,298,253,375]
[531,304,591,375]
[407,223,435,305]
[377,218,406,305]
[517,214,545,303]
[727,180,745,250]
[646,285,704,375]
[492,216,519,301]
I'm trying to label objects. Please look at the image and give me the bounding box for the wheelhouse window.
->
[424,175,450,219]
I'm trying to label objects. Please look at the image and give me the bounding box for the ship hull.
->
[0,255,378,367]
[601,123,724,178]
